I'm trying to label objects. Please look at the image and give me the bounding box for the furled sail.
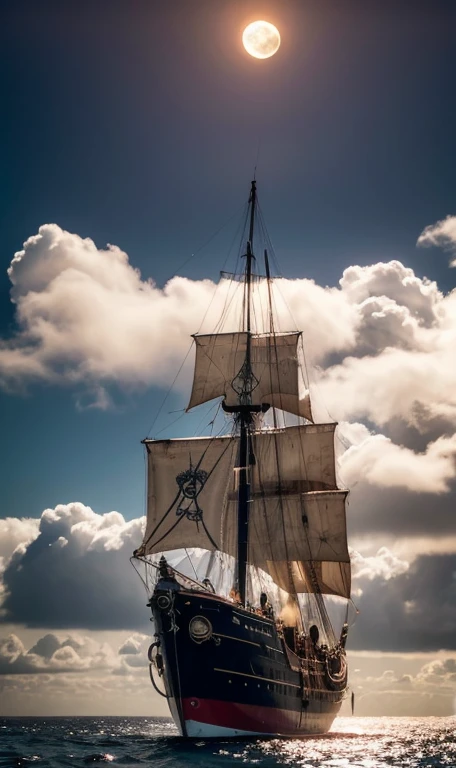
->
[135,435,238,557]
[187,331,313,421]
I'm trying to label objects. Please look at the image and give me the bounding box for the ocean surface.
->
[1,716,455,768]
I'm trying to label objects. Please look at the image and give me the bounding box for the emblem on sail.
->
[176,461,208,524]
[231,358,260,401]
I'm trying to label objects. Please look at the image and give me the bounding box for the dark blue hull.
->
[149,577,346,737]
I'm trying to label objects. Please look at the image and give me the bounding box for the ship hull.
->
[182,698,337,737]
[149,579,346,738]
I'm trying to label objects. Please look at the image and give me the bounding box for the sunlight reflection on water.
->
[1,715,456,768]
[210,717,456,768]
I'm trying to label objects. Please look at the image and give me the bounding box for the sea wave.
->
[1,716,455,768]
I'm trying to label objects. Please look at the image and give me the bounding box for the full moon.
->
[242,20,281,60]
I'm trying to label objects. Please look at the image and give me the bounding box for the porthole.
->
[189,615,212,643]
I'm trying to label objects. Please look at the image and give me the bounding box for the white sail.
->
[247,490,350,599]
[137,424,350,599]
[251,423,337,493]
[187,331,312,420]
[267,560,351,600]
[136,435,238,556]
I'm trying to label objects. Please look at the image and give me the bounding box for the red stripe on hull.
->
[182,697,316,735]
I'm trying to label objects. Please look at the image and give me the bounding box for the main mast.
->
[236,179,256,605]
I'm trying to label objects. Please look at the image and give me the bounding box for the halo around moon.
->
[242,20,281,60]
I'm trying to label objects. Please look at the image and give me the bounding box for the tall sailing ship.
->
[133,180,351,737]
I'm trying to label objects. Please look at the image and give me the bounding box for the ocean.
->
[1,716,455,768]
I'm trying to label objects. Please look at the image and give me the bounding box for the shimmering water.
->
[1,716,455,768]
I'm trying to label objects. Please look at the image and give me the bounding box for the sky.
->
[1,0,456,717]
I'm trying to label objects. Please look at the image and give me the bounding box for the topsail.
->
[187,331,313,420]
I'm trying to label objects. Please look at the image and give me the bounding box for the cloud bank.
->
[1,221,455,435]
[0,504,455,654]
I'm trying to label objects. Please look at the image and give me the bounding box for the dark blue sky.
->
[1,0,456,520]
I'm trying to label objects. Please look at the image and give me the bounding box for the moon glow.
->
[242,21,281,60]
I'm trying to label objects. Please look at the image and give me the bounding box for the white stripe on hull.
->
[185,720,271,738]
[184,712,336,738]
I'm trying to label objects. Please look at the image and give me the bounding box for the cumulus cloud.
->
[0,518,40,564]
[2,223,456,446]
[340,260,442,326]
[1,225,214,400]
[0,224,356,405]
[1,503,148,630]
[317,260,456,434]
[0,518,40,606]
[0,632,120,675]
[351,547,410,583]
[417,215,456,265]
[318,344,456,430]
[340,430,456,493]
[2,502,456,654]
[417,657,456,683]
[2,627,455,717]
[0,629,164,717]
[119,634,146,656]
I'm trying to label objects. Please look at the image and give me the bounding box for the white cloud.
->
[0,224,356,405]
[1,225,229,400]
[0,627,168,717]
[340,260,442,325]
[119,634,147,656]
[0,518,40,563]
[0,631,119,674]
[351,547,410,583]
[0,518,40,607]
[417,658,456,684]
[318,342,456,430]
[2,224,456,446]
[417,215,456,265]
[319,260,456,432]
[340,431,456,493]
[1,503,148,630]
